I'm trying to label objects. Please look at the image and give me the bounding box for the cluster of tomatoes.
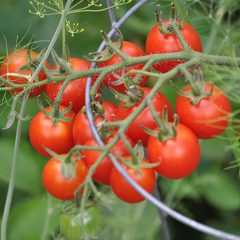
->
[0,9,232,206]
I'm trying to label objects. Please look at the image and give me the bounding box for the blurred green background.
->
[0,0,240,239]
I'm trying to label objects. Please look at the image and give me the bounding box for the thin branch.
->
[171,22,190,51]
[0,0,74,239]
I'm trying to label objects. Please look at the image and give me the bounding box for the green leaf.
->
[0,136,45,194]
[7,195,60,240]
[198,171,240,211]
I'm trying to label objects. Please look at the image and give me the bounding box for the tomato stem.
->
[170,2,177,23]
[119,131,136,163]
[181,0,189,26]
[155,4,164,31]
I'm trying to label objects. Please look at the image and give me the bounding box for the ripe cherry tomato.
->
[46,58,91,113]
[98,41,148,92]
[110,158,156,203]
[42,155,88,200]
[82,132,134,185]
[147,123,201,179]
[145,20,202,73]
[1,49,48,97]
[73,101,117,145]
[176,82,232,139]
[29,106,75,157]
[117,87,173,146]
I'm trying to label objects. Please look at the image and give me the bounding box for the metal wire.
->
[85,1,240,240]
[103,1,172,239]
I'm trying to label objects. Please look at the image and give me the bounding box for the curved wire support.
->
[84,1,240,240]
[104,1,171,240]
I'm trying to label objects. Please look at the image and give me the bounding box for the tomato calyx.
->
[62,153,84,179]
[110,68,146,96]
[18,46,46,78]
[113,85,144,108]
[172,69,214,105]
[155,2,188,34]
[87,29,123,62]
[143,106,179,142]
[51,49,73,75]
[37,94,74,124]
[45,148,83,179]
[82,96,115,140]
[120,142,158,171]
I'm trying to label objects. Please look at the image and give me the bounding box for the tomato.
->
[176,82,232,139]
[73,101,117,145]
[60,203,102,240]
[117,87,173,146]
[82,132,134,185]
[1,49,48,97]
[110,158,156,203]
[42,155,88,200]
[147,123,201,179]
[29,106,75,157]
[145,20,202,73]
[98,41,148,92]
[46,58,91,113]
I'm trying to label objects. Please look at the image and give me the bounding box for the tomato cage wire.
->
[84,1,240,240]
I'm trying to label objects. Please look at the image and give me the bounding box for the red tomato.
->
[82,133,134,185]
[46,58,91,112]
[42,155,88,200]
[147,123,201,179]
[73,101,117,145]
[145,20,202,73]
[98,41,148,92]
[1,49,48,97]
[110,158,156,203]
[117,87,173,146]
[176,82,232,139]
[29,106,75,157]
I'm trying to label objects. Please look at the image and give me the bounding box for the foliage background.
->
[0,0,240,239]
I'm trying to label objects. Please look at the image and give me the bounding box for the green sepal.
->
[61,161,76,179]
[37,95,74,123]
[86,28,123,62]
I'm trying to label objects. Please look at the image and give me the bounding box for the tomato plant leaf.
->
[6,195,60,240]
[0,137,45,194]
[198,171,240,211]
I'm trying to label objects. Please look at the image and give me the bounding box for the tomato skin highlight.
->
[176,82,232,139]
[42,156,88,200]
[117,87,173,146]
[73,101,117,145]
[145,21,202,73]
[46,58,91,113]
[82,133,133,185]
[29,106,75,157]
[1,49,48,97]
[147,123,201,179]
[98,41,148,92]
[110,159,156,203]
